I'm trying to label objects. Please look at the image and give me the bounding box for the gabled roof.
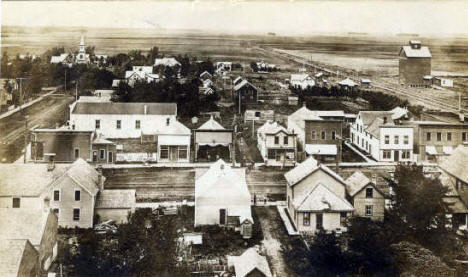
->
[345,171,383,197]
[293,183,354,212]
[93,134,115,145]
[156,118,191,135]
[400,45,432,58]
[257,121,289,136]
[284,157,346,187]
[0,158,101,197]
[0,239,38,277]
[50,53,69,64]
[288,106,323,129]
[290,73,312,82]
[234,80,258,92]
[198,116,225,130]
[57,158,101,196]
[389,106,409,120]
[228,248,272,277]
[154,57,181,67]
[233,76,243,85]
[440,144,468,184]
[200,71,212,78]
[338,78,358,87]
[71,102,177,115]
[358,111,394,126]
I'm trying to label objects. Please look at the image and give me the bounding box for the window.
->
[383,150,391,159]
[283,136,288,145]
[447,132,452,141]
[108,151,113,163]
[426,132,431,141]
[321,131,326,140]
[160,146,169,159]
[73,209,80,221]
[99,149,105,160]
[274,136,279,144]
[53,208,59,215]
[365,205,373,216]
[303,212,310,226]
[316,213,323,229]
[394,135,399,144]
[135,120,140,129]
[12,197,20,208]
[365,141,368,150]
[331,130,336,140]
[384,135,389,144]
[178,146,188,159]
[311,130,316,140]
[267,149,275,159]
[75,190,81,201]
[92,151,97,162]
[404,135,409,145]
[366,188,373,198]
[116,120,121,129]
[95,120,100,129]
[402,150,411,159]
[74,148,80,159]
[437,132,442,141]
[53,190,60,201]
[340,212,347,218]
[463,132,467,141]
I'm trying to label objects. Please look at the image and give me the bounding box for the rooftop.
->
[0,239,37,277]
[71,102,177,115]
[293,183,354,212]
[96,189,136,209]
[227,247,272,277]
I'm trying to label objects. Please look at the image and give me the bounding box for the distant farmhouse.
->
[399,40,432,87]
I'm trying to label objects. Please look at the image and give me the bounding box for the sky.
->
[2,0,468,36]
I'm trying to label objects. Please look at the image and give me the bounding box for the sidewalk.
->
[0,90,57,120]
[276,205,299,236]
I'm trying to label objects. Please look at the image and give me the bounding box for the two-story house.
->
[406,121,468,162]
[350,111,414,162]
[30,128,116,164]
[125,66,159,86]
[284,157,354,234]
[257,121,297,166]
[345,171,385,221]
[0,209,58,274]
[0,159,104,229]
[304,119,342,162]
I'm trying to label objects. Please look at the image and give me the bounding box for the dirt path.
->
[255,206,295,277]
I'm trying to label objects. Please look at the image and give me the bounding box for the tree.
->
[386,164,453,255]
[282,232,351,277]
[347,217,397,276]
[148,46,159,62]
[250,61,258,72]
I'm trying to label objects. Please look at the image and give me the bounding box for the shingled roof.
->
[71,102,177,115]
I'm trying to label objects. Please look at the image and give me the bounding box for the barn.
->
[398,40,432,87]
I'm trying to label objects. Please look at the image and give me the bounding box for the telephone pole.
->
[16,77,27,111]
[24,115,29,164]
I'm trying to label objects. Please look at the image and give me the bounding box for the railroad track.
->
[256,46,466,114]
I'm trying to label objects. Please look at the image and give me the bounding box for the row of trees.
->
[283,164,462,277]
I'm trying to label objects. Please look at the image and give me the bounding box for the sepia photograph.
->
[1,0,468,276]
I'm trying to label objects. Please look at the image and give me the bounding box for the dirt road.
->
[255,206,296,277]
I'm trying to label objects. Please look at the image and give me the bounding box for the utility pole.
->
[16,77,27,111]
[75,80,78,102]
[24,115,29,164]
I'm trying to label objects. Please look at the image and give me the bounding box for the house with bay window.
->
[350,110,414,162]
[284,157,354,234]
[257,121,297,166]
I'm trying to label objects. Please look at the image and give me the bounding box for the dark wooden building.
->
[398,40,432,87]
[233,80,258,113]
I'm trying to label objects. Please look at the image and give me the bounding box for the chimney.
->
[97,164,104,191]
[383,116,387,124]
[144,105,147,115]
[166,117,170,126]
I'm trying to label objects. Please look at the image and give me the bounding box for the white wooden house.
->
[257,121,297,166]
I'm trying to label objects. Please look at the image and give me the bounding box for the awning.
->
[305,144,337,155]
[198,142,231,147]
[425,145,438,155]
[443,146,454,155]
